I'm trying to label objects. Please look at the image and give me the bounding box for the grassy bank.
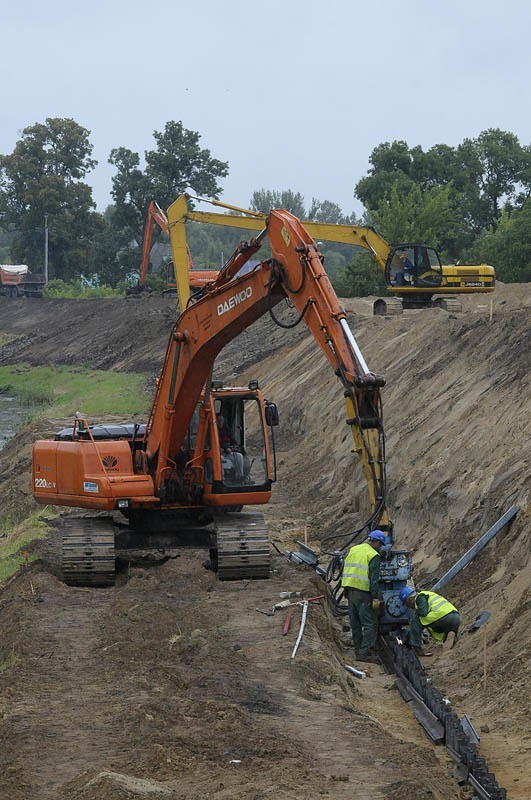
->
[0,333,18,347]
[0,363,150,419]
[0,365,152,583]
[0,509,50,583]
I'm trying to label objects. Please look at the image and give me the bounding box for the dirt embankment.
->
[0,286,530,799]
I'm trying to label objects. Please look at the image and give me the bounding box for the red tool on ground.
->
[283,612,292,635]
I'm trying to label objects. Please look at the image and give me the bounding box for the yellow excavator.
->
[168,195,495,315]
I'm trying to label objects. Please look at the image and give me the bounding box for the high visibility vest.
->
[416,591,457,627]
[341,542,378,592]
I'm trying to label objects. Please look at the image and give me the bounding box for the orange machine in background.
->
[126,199,218,297]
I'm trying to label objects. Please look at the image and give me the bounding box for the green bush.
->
[43,279,121,299]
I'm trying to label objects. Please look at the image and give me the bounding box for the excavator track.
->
[214,511,270,580]
[433,297,462,313]
[373,297,404,316]
[61,516,116,587]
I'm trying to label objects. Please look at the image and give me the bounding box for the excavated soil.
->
[0,286,530,799]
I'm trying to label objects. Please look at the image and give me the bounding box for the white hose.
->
[291,600,309,659]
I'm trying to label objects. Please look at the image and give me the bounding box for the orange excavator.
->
[126,200,218,297]
[33,200,390,586]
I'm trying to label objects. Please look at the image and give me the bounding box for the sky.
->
[1,0,530,217]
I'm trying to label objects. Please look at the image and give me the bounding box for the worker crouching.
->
[399,587,461,656]
[341,531,386,663]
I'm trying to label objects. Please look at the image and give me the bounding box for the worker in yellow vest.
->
[399,587,461,656]
[341,531,386,663]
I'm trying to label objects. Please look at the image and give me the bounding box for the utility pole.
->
[44,214,49,282]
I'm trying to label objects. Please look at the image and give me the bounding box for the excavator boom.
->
[33,198,392,588]
[148,201,390,530]
[169,195,495,314]
[136,199,218,295]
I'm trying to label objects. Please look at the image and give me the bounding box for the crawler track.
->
[214,511,270,580]
[61,516,116,587]
[59,511,271,586]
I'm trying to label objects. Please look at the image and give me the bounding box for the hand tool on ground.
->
[282,611,292,635]
[274,594,324,611]
[465,610,491,633]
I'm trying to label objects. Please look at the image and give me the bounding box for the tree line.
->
[1,117,530,294]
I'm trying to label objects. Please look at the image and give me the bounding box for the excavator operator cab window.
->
[386,244,442,289]
[214,396,268,490]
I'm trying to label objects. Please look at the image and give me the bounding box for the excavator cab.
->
[385,244,443,290]
[202,384,278,505]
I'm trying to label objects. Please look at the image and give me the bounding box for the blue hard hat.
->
[368,530,386,545]
[399,586,415,603]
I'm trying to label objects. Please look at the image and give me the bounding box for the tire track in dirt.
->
[0,575,136,798]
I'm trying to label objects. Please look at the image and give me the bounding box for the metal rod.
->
[291,599,308,659]
[340,318,370,375]
[432,504,519,591]
[344,664,366,679]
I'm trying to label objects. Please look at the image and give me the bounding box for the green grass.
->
[0,364,150,418]
[0,509,50,583]
[0,366,151,583]
[0,333,18,347]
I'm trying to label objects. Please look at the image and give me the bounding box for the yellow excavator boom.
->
[167,195,495,311]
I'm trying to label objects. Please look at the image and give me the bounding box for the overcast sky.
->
[2,0,529,217]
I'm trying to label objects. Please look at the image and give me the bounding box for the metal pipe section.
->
[340,318,370,376]
[432,504,519,592]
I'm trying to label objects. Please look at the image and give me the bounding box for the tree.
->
[0,118,100,278]
[249,189,306,218]
[355,131,530,252]
[457,128,527,232]
[370,183,465,258]
[355,141,416,211]
[464,202,531,283]
[307,198,353,224]
[109,121,229,252]
[336,252,387,298]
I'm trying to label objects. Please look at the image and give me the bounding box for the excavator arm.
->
[138,199,218,293]
[139,201,173,285]
[146,203,391,534]
[169,195,494,313]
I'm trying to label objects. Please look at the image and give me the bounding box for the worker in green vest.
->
[399,587,461,656]
[341,530,386,663]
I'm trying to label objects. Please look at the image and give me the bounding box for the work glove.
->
[371,599,382,612]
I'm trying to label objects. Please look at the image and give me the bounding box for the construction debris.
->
[344,664,367,680]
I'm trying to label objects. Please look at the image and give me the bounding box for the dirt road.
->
[0,548,463,800]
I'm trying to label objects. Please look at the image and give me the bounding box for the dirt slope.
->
[0,286,529,798]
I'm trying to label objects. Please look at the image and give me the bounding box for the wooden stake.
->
[489,298,493,322]
[304,524,308,546]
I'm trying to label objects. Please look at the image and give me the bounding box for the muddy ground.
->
[0,285,529,799]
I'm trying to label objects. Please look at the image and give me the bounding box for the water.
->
[0,395,27,450]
